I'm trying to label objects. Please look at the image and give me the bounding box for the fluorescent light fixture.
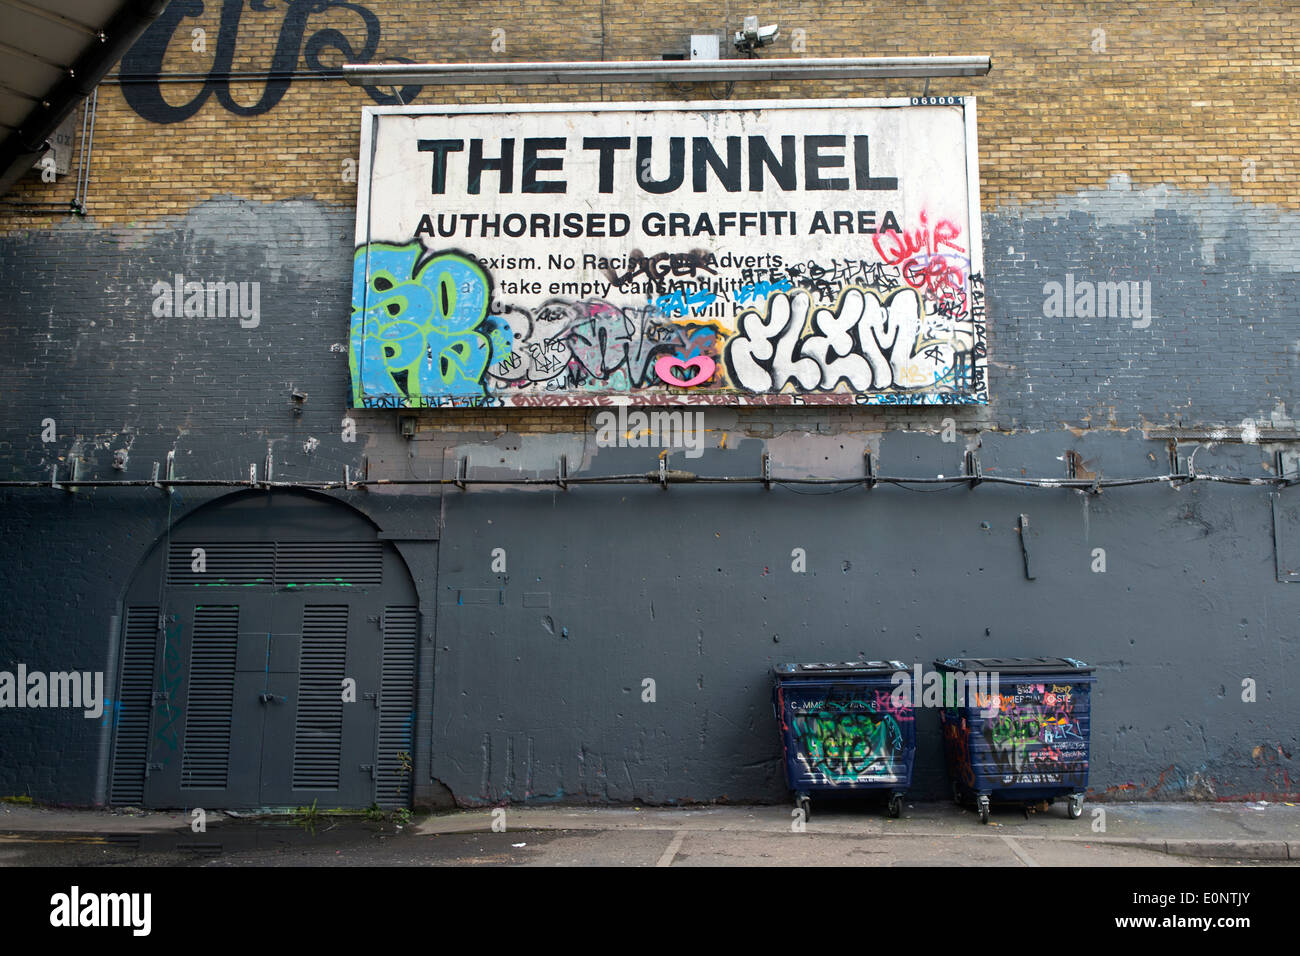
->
[342,56,992,87]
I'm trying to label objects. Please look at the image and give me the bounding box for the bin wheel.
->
[1067,794,1084,819]
[797,795,811,822]
[978,795,990,825]
[888,794,903,819]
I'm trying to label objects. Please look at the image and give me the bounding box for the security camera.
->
[733,15,779,55]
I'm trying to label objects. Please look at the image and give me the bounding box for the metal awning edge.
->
[0,0,170,198]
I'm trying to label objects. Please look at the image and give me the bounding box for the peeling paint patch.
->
[996,179,1300,272]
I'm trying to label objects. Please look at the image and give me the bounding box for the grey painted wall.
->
[429,432,1296,804]
[0,189,1296,806]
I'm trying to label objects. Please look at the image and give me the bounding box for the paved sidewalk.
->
[410,801,1300,861]
[2,799,1297,862]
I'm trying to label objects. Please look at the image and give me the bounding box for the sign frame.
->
[350,97,986,409]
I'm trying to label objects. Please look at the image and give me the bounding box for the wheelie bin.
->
[772,661,915,819]
[935,657,1095,823]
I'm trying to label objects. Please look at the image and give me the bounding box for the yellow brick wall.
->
[3,0,1297,227]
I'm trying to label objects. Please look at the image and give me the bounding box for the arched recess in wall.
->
[108,490,419,810]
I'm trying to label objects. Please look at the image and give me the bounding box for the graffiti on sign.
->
[350,243,497,405]
[351,100,986,407]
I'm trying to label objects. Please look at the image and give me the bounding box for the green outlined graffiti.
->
[791,700,904,783]
[351,242,502,406]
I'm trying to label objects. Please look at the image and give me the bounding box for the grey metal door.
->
[111,492,418,810]
[255,598,381,808]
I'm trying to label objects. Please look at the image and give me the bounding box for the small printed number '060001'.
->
[910,97,964,106]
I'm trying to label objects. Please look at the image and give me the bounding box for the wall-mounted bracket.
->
[762,452,771,490]
[152,451,175,494]
[1017,513,1035,580]
[1276,449,1299,488]
[1271,493,1300,582]
[454,457,467,490]
[1168,443,1195,481]
[965,450,982,488]
[864,451,877,490]
[67,457,87,492]
[558,454,568,490]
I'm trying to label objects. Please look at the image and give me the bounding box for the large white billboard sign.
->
[350,98,985,408]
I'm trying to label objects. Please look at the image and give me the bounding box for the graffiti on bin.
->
[790,697,906,784]
[983,682,1087,785]
[942,715,977,788]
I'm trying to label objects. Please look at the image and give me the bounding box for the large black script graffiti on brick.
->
[120,0,422,124]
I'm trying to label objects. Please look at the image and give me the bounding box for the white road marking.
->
[1001,834,1040,867]
[656,829,687,867]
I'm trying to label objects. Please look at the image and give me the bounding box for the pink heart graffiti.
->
[654,355,716,387]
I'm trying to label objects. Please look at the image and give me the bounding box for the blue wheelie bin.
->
[772,661,916,819]
[935,657,1095,823]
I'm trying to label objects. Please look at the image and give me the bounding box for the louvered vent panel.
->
[166,542,381,588]
[276,542,383,588]
[376,606,418,808]
[109,606,159,805]
[167,543,274,586]
[292,605,348,789]
[180,606,238,789]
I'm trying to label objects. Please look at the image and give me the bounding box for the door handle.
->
[258,693,282,704]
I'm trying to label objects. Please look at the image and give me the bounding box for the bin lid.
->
[773,660,908,678]
[933,656,1093,674]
